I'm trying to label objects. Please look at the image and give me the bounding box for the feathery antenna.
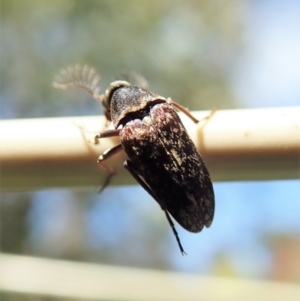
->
[53,64,102,102]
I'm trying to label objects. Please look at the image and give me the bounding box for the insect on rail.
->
[53,65,215,255]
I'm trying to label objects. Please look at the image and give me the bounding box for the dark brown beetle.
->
[53,65,215,254]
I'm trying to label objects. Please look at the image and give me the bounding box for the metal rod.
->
[0,107,299,191]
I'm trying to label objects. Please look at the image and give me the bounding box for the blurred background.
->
[1,0,300,299]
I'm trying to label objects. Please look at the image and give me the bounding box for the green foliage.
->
[1,0,241,119]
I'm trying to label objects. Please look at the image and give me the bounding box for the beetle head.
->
[100,81,131,121]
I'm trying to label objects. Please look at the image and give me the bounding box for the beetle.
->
[53,65,215,254]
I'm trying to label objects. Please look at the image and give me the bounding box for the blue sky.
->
[231,0,300,108]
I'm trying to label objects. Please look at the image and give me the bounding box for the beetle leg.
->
[94,129,121,144]
[96,129,121,138]
[167,98,216,126]
[164,210,186,255]
[95,129,121,190]
[123,160,157,202]
[97,143,123,162]
[197,107,217,126]
[97,144,123,192]
[124,160,186,255]
[166,98,199,124]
